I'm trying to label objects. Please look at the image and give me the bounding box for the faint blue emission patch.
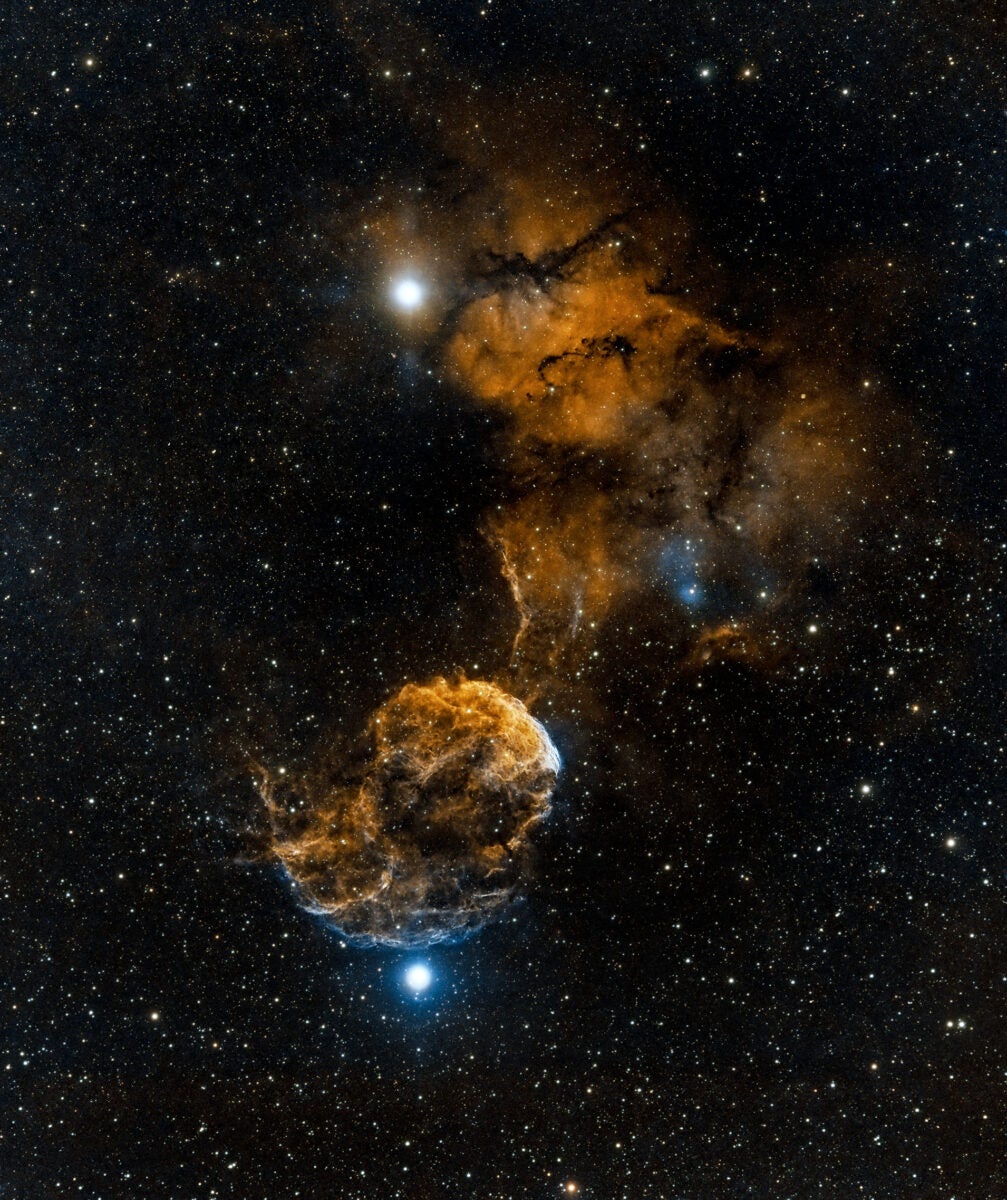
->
[658,536,706,608]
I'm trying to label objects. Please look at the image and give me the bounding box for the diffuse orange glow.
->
[489,488,629,681]
[445,240,735,448]
[683,621,784,672]
[360,126,875,677]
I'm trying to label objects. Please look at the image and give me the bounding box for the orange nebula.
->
[490,490,627,679]
[263,677,559,946]
[355,90,880,681]
[683,622,784,672]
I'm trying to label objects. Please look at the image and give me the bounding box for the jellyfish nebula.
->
[262,677,560,947]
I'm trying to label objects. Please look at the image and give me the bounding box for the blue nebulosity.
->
[658,536,707,609]
[658,534,784,620]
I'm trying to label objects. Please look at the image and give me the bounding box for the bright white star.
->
[392,278,424,310]
[405,963,432,992]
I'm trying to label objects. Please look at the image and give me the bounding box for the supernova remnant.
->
[263,677,560,946]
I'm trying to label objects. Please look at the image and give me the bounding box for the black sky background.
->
[4,2,1007,1197]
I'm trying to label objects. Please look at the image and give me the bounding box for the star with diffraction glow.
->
[391,277,424,310]
[405,963,432,992]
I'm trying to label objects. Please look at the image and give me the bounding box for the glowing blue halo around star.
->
[392,277,424,310]
[405,963,433,992]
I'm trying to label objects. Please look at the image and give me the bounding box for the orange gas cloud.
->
[357,100,876,679]
[263,677,559,946]
[445,225,733,448]
[682,622,785,672]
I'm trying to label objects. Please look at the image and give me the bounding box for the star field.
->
[3,2,1007,1197]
